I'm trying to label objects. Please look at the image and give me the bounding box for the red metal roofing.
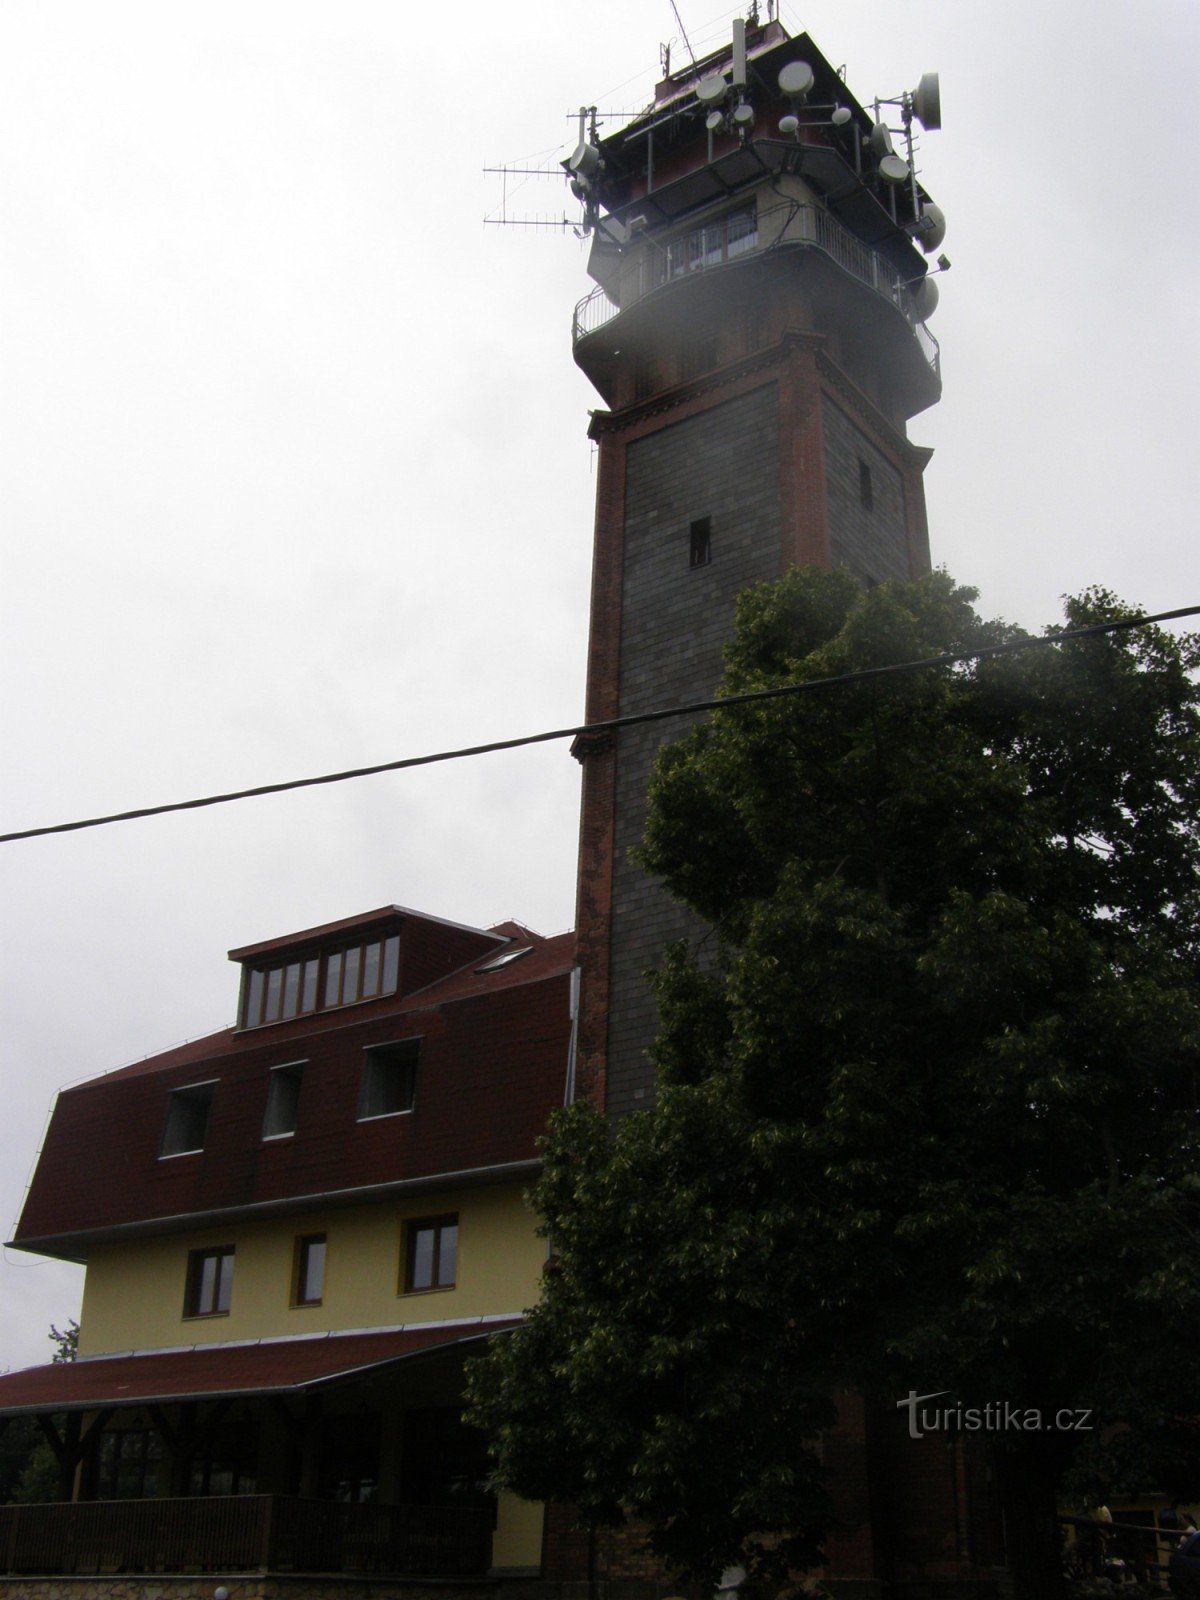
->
[0,1320,521,1417]
[226,904,506,963]
[13,929,577,1259]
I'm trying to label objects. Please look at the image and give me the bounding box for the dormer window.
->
[262,1061,305,1139]
[239,933,401,1030]
[160,1081,216,1158]
[358,1039,419,1121]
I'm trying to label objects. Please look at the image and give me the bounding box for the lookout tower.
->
[569,16,947,1118]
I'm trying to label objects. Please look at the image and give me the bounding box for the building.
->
[560,20,1010,1597]
[0,14,1008,1599]
[568,15,944,1120]
[0,906,575,1589]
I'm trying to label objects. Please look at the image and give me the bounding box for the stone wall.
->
[0,1577,498,1600]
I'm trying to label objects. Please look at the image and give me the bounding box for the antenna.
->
[732,18,747,88]
[483,151,580,232]
[668,0,698,71]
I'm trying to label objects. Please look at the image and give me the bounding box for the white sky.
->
[1,0,1197,1373]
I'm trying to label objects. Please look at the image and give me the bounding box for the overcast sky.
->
[2,0,1197,1374]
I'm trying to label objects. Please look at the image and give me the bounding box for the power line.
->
[2,605,1196,846]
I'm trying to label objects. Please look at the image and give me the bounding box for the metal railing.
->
[0,1494,493,1578]
[573,197,940,378]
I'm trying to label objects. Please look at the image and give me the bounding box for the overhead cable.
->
[1,604,1196,846]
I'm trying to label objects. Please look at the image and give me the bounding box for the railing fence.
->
[573,197,940,380]
[0,1494,492,1577]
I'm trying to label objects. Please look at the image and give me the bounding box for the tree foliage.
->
[2,1321,78,1504]
[468,570,1200,1595]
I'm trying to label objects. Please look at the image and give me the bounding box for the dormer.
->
[230,905,507,1031]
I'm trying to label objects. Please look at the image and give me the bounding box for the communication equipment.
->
[831,105,852,126]
[915,202,946,252]
[911,275,939,320]
[912,72,941,130]
[779,113,800,135]
[732,18,748,87]
[706,109,726,132]
[568,140,601,179]
[879,152,910,184]
[733,101,755,126]
[778,60,815,97]
[696,74,727,104]
[869,121,894,158]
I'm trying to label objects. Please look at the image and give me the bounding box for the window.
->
[160,1081,216,1158]
[96,1429,164,1500]
[858,458,874,511]
[293,1233,326,1306]
[689,517,712,569]
[476,946,532,973]
[263,1061,305,1139]
[240,933,401,1030]
[358,1039,419,1120]
[403,1215,458,1294]
[185,1246,234,1318]
[657,203,757,287]
[726,203,758,258]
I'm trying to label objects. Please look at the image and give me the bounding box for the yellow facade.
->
[78,1181,546,1356]
[76,1179,547,1568]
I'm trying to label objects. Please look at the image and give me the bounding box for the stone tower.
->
[569,17,945,1118]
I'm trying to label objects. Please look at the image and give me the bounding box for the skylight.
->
[476,946,532,973]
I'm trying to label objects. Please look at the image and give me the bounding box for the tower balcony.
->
[573,195,940,418]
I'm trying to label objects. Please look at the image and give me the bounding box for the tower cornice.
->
[586,331,823,441]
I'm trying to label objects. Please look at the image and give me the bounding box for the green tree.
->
[4,1321,79,1505]
[468,570,1200,1599]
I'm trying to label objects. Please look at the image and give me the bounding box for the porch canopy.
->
[0,1317,520,1418]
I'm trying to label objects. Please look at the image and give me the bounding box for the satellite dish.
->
[869,121,894,158]
[912,275,939,321]
[706,109,725,132]
[916,202,946,252]
[879,152,910,184]
[779,113,799,135]
[778,60,815,97]
[912,72,941,131]
[831,105,852,127]
[733,101,755,125]
[696,74,727,104]
[568,141,600,179]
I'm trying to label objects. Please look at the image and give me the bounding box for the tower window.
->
[858,459,874,511]
[160,1081,216,1158]
[689,517,712,569]
[358,1039,419,1120]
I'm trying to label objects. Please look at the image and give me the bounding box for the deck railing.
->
[573,198,940,379]
[0,1494,493,1578]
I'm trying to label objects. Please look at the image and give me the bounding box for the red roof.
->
[14,926,576,1259]
[0,1320,520,1417]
